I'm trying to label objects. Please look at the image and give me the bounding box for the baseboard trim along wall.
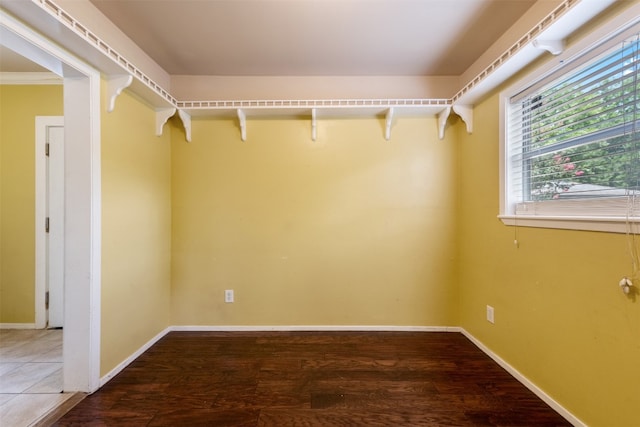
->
[99,327,172,387]
[97,325,582,427]
[0,323,36,329]
[460,329,585,427]
[170,325,462,332]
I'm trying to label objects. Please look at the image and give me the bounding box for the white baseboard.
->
[460,329,585,427]
[0,323,36,329]
[99,326,171,387]
[170,325,461,332]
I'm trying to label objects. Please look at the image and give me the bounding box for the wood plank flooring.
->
[54,332,571,426]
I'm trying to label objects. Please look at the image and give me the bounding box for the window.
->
[501,24,640,233]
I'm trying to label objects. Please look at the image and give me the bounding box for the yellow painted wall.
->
[0,85,63,323]
[171,117,458,326]
[457,93,640,426]
[100,83,171,375]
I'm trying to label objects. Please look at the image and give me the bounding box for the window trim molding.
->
[499,214,639,234]
[499,7,640,234]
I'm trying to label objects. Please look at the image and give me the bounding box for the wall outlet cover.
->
[486,305,495,324]
[225,289,234,303]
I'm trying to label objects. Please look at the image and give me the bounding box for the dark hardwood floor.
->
[54,331,570,426]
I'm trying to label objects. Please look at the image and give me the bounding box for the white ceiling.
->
[87,0,536,77]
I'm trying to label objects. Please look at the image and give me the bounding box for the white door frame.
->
[1,10,102,392]
[35,116,64,329]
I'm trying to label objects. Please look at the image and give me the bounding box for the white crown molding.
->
[0,71,62,85]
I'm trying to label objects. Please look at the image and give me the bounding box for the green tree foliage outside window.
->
[522,39,640,201]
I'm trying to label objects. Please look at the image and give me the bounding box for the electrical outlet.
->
[486,305,495,324]
[225,289,234,303]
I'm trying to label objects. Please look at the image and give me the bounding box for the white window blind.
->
[506,34,640,219]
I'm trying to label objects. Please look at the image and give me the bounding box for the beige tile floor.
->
[0,329,74,426]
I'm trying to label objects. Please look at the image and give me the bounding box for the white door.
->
[46,124,64,328]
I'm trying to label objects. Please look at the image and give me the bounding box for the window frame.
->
[499,17,640,234]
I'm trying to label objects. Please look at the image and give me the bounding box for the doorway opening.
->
[1,9,101,392]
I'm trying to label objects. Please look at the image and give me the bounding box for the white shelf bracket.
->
[453,104,473,135]
[437,107,452,140]
[106,74,133,113]
[385,107,395,141]
[237,109,247,141]
[155,107,176,137]
[311,108,317,141]
[177,109,192,142]
[532,39,565,55]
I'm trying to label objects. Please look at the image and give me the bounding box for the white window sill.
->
[498,215,640,234]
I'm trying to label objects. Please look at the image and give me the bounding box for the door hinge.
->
[45,291,50,309]
[45,217,50,233]
[45,142,50,157]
